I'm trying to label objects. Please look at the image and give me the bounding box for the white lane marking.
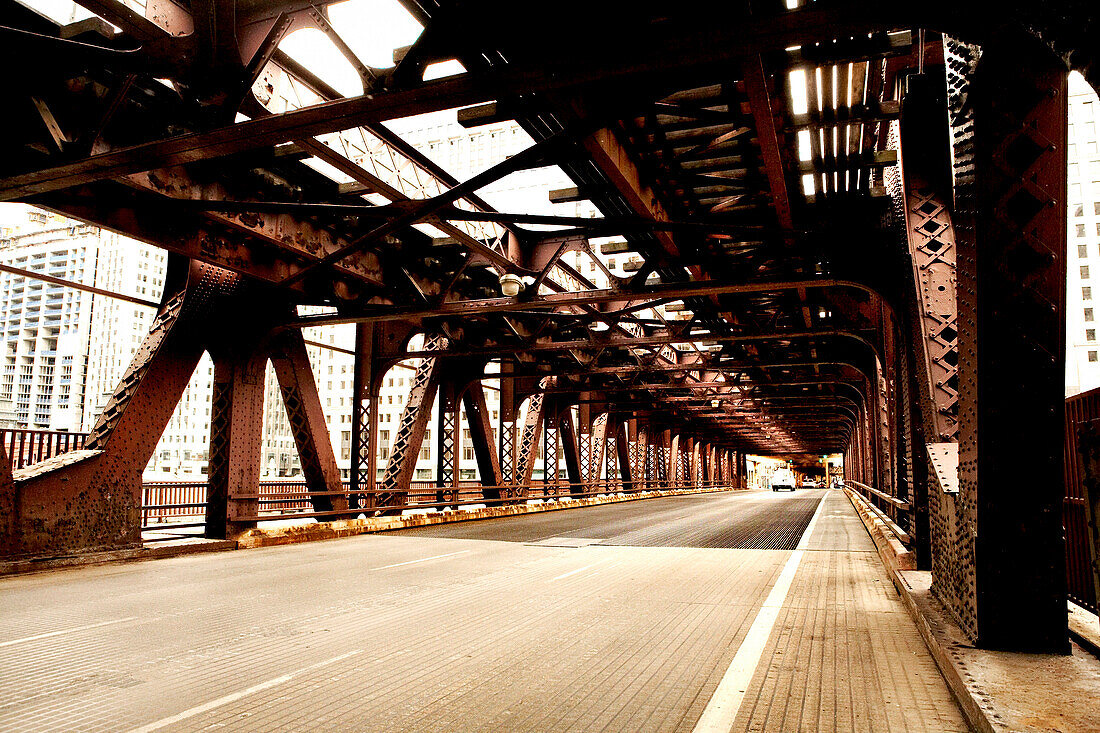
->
[127,650,363,733]
[0,617,140,649]
[368,549,469,571]
[692,491,831,733]
[550,558,612,582]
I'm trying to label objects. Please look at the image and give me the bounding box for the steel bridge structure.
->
[0,0,1098,656]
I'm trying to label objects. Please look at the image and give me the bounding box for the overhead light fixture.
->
[499,273,523,297]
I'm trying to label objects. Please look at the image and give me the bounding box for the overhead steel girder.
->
[292,278,883,327]
[0,4,915,201]
[36,184,383,300]
[394,328,882,362]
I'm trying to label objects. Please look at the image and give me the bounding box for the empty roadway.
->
[0,489,966,732]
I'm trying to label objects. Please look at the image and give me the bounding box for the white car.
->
[770,468,796,492]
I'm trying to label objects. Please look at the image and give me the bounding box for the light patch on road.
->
[0,617,140,648]
[550,558,613,581]
[126,650,364,733]
[691,491,830,733]
[368,549,470,570]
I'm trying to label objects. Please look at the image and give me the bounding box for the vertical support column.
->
[626,419,640,490]
[378,335,446,512]
[499,361,516,486]
[515,392,546,491]
[656,429,670,488]
[605,416,619,490]
[206,347,267,539]
[269,330,347,514]
[879,305,898,501]
[436,380,459,505]
[463,381,504,500]
[589,412,608,487]
[351,323,379,510]
[682,437,693,486]
[950,37,1068,652]
[577,399,592,483]
[669,434,681,488]
[543,403,560,494]
[560,407,583,495]
[616,421,634,491]
[890,73,961,567]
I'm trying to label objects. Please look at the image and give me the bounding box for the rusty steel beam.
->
[559,408,584,494]
[463,381,505,494]
[269,330,348,514]
[293,277,880,327]
[515,391,547,489]
[0,4,907,201]
[396,328,880,361]
[377,335,446,512]
[951,37,1069,653]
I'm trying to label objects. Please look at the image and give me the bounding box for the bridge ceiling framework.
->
[0,0,1094,654]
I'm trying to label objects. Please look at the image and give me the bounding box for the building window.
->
[1083,266,1091,279]
[1086,308,1094,322]
[1090,351,1098,362]
[1078,224,1088,237]
[1088,329,1096,341]
[1079,245,1088,258]
[1085,287,1093,300]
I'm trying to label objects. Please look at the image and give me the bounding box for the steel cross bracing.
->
[0,0,1094,654]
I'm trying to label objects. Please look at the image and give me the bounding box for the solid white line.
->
[0,617,140,648]
[368,549,470,571]
[692,491,830,733]
[126,650,363,733]
[550,558,611,582]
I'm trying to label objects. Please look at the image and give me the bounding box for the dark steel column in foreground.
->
[952,37,1069,652]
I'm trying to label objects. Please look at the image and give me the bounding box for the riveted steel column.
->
[543,401,560,494]
[269,330,347,514]
[464,381,503,498]
[560,407,583,495]
[351,323,380,510]
[616,420,634,491]
[206,345,267,539]
[515,392,545,491]
[378,335,446,513]
[950,37,1069,652]
[436,380,459,506]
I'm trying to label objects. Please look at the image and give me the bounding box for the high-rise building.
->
[1067,71,1100,396]
[0,207,165,431]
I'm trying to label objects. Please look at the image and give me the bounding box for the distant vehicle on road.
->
[802,477,818,488]
[771,468,796,492]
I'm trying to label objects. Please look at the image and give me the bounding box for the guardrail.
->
[844,479,911,544]
[140,478,736,530]
[1,428,88,470]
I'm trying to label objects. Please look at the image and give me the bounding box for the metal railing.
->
[844,478,911,544]
[1,428,88,470]
[1064,389,1100,615]
[140,478,735,530]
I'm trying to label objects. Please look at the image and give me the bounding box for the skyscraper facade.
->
[1067,71,1100,396]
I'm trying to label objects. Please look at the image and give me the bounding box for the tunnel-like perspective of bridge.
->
[2,1,1100,731]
